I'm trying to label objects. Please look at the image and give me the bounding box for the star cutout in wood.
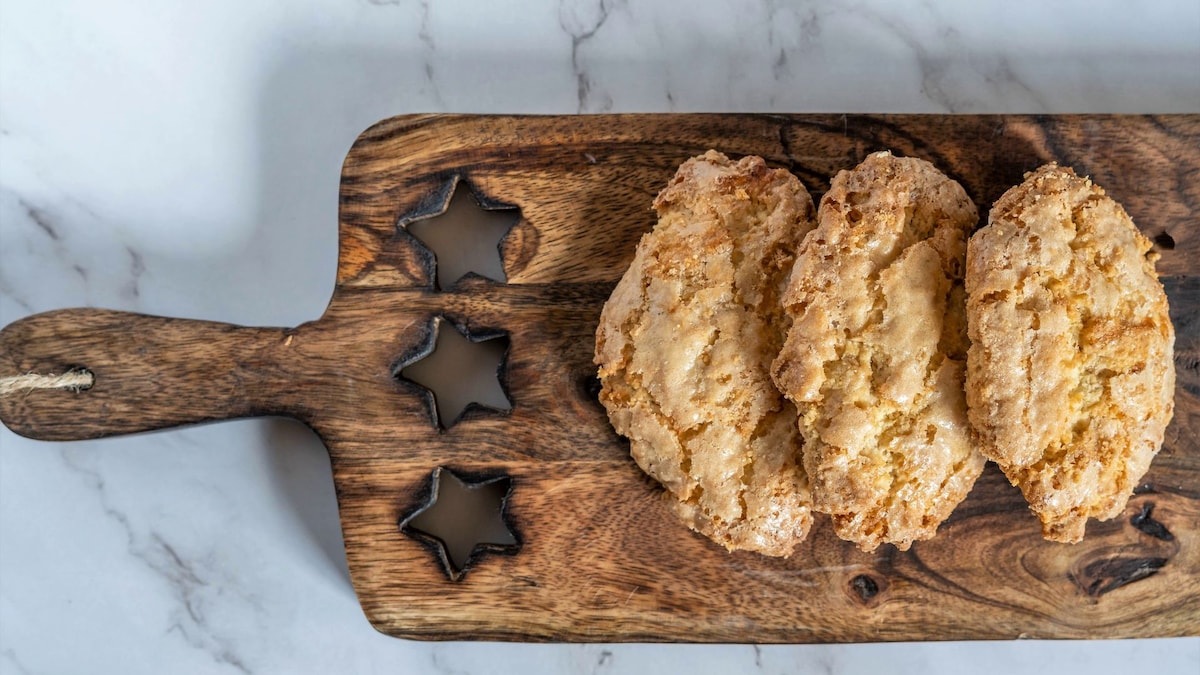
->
[399,467,519,581]
[395,316,511,430]
[404,178,520,290]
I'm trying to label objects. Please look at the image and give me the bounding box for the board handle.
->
[0,308,298,441]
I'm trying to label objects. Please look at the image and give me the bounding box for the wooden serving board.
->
[1,115,1198,642]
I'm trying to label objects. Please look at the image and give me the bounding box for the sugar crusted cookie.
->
[595,150,817,556]
[771,151,985,553]
[965,164,1175,543]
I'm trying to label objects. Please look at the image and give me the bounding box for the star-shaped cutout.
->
[399,467,519,580]
[404,178,520,290]
[395,316,511,430]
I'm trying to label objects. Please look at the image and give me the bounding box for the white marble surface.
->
[1,0,1198,672]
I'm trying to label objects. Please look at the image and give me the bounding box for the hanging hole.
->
[65,367,95,391]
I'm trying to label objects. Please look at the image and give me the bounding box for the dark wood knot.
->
[849,574,880,604]
[581,372,604,401]
[1130,502,1174,541]
[1152,231,1175,250]
[1070,556,1167,598]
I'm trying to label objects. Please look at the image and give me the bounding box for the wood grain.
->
[1,115,1197,641]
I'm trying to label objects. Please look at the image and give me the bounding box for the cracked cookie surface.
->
[771,151,985,553]
[595,150,817,556]
[966,164,1175,543]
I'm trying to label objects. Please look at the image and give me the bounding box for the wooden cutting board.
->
[1,114,1197,642]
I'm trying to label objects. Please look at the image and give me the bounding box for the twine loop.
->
[0,370,94,395]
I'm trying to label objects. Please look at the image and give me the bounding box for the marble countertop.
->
[1,1,1198,673]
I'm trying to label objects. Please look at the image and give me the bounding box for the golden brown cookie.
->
[771,151,984,552]
[595,150,817,556]
[965,164,1175,543]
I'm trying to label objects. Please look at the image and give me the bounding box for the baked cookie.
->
[595,150,817,556]
[965,164,1175,543]
[771,151,985,552]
